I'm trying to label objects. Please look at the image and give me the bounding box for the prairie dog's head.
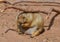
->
[18,13,26,24]
[18,13,33,25]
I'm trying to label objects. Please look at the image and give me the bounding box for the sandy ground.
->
[0,0,60,42]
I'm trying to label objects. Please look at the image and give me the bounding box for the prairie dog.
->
[17,12,44,37]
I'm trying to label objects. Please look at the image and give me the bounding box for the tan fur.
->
[17,12,44,37]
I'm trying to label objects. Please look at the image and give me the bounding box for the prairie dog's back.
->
[30,13,44,27]
[18,13,44,28]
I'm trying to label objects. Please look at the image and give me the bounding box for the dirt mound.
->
[0,0,60,42]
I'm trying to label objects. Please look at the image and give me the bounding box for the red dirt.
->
[0,0,60,42]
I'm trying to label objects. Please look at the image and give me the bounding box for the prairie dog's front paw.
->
[21,23,29,27]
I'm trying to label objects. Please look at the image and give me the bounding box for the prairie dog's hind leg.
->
[31,28,44,38]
